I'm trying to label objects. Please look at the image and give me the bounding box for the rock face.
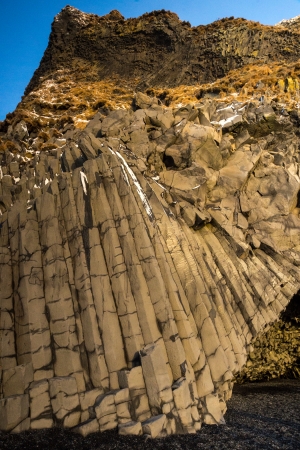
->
[1,5,300,439]
[1,91,300,436]
[25,6,300,94]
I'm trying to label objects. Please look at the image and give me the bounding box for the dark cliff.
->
[25,6,300,95]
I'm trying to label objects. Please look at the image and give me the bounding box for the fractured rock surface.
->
[1,95,300,436]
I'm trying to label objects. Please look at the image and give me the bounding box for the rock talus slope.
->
[1,6,300,438]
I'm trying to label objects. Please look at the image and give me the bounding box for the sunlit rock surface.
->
[1,90,300,435]
[1,5,300,438]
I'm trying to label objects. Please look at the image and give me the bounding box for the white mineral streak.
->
[154,181,166,190]
[80,171,88,195]
[75,119,89,124]
[120,165,130,185]
[211,114,242,128]
[216,105,235,113]
[55,139,66,147]
[237,105,247,114]
[116,151,154,220]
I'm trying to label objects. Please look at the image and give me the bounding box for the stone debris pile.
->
[1,93,300,436]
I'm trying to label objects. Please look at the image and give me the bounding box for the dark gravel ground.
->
[1,379,299,450]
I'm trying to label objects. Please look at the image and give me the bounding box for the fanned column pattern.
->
[1,99,300,436]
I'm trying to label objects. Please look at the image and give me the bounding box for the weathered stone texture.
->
[29,379,53,429]
[25,7,300,95]
[1,96,300,437]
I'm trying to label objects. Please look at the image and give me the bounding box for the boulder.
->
[142,414,167,438]
[118,420,143,436]
[181,122,223,170]
[73,419,100,437]
[135,92,158,110]
[10,121,29,141]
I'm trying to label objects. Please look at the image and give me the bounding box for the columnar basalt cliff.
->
[0,6,300,438]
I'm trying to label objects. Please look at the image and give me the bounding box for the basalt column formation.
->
[1,5,300,438]
[1,90,300,436]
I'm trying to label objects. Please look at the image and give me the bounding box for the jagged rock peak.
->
[103,10,125,21]
[276,14,300,27]
[54,5,91,24]
[55,5,179,26]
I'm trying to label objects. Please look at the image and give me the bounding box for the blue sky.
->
[1,0,300,121]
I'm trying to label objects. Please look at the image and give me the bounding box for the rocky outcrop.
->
[25,6,300,95]
[1,93,300,436]
[3,8,300,143]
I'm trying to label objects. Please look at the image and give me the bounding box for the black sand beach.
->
[1,379,299,450]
